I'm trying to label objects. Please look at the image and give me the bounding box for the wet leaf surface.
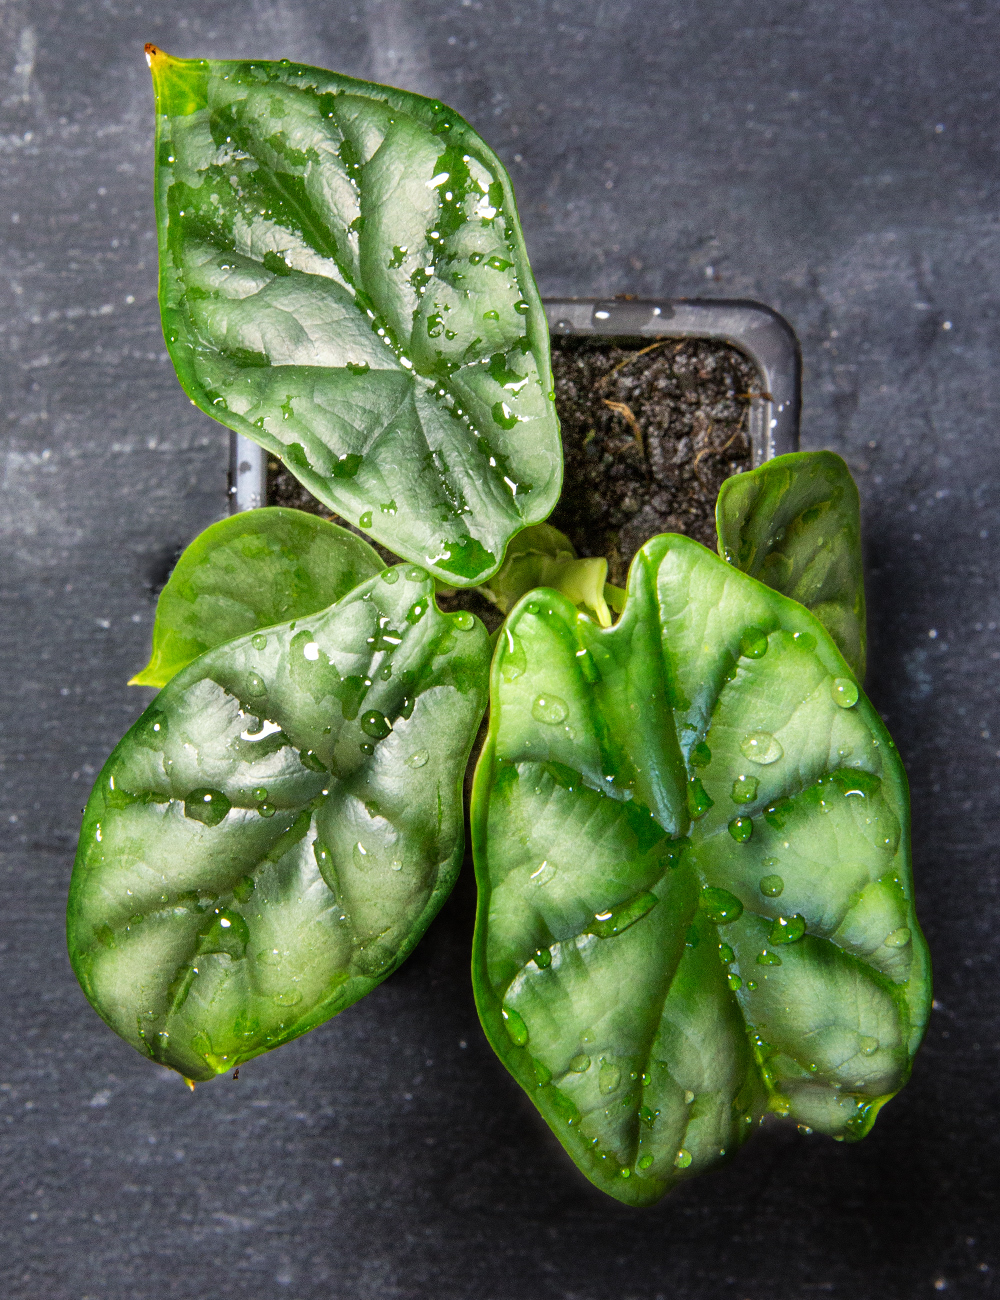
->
[149,49,561,584]
[131,507,382,687]
[716,451,866,678]
[70,565,490,1081]
[472,533,928,1205]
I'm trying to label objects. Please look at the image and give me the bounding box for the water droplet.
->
[353,841,370,868]
[568,1054,590,1073]
[258,802,276,818]
[637,1154,654,1171]
[858,1035,879,1056]
[718,943,734,963]
[525,600,541,615]
[746,980,757,990]
[406,749,429,769]
[378,662,392,681]
[684,1090,695,1104]
[641,1070,651,1086]
[405,566,428,582]
[196,907,249,958]
[406,600,427,624]
[502,1006,529,1046]
[381,568,399,584]
[273,990,302,1007]
[360,709,392,740]
[513,299,530,314]
[884,927,911,948]
[599,1063,621,1095]
[759,873,784,897]
[252,786,268,801]
[483,309,500,321]
[688,776,714,818]
[690,741,712,768]
[792,630,816,651]
[300,749,327,772]
[184,788,231,827]
[727,973,743,990]
[532,694,568,724]
[246,672,267,697]
[731,774,759,804]
[674,1148,693,1169]
[756,949,782,966]
[832,677,859,708]
[699,887,744,925]
[359,741,374,756]
[452,610,475,631]
[741,732,783,764]
[589,890,658,938]
[740,627,769,659]
[728,815,753,843]
[769,913,806,944]
[251,633,267,651]
[359,510,373,528]
[136,711,168,748]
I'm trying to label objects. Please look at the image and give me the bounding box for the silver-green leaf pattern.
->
[148,47,562,585]
[70,565,489,1081]
[471,533,929,1206]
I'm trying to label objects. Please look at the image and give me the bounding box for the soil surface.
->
[267,336,759,605]
[548,337,757,586]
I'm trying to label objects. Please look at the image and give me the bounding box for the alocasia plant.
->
[68,50,929,1199]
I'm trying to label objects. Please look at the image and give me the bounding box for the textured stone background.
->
[1,2,996,1297]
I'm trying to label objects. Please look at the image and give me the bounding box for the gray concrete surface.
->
[1,2,996,1296]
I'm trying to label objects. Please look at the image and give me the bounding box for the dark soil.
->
[267,336,759,602]
[548,337,757,586]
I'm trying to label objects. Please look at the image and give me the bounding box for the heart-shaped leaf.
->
[148,48,562,585]
[471,533,928,1206]
[132,507,383,688]
[716,451,866,678]
[70,565,489,1081]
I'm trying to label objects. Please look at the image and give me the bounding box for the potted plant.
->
[67,49,930,1208]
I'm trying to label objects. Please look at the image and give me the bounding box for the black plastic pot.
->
[229,297,801,513]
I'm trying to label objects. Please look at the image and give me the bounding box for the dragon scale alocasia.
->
[65,49,930,1203]
[148,47,562,586]
[471,532,929,1206]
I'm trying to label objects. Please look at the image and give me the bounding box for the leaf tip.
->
[182,1076,196,1092]
[127,666,164,688]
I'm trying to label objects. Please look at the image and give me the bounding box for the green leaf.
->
[480,523,617,627]
[148,48,562,585]
[131,507,382,688]
[70,565,489,1081]
[716,451,866,678]
[471,534,929,1206]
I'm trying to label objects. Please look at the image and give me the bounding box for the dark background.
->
[1,1,996,1296]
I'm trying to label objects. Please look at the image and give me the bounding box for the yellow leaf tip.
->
[183,1076,196,1092]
